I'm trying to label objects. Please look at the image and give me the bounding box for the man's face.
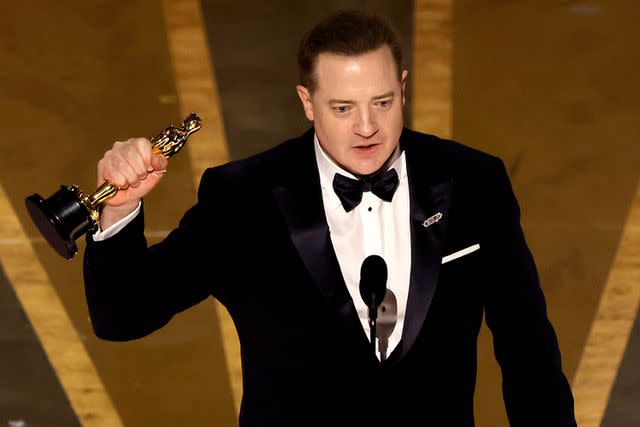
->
[297,45,408,177]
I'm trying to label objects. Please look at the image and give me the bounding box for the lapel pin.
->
[423,212,443,228]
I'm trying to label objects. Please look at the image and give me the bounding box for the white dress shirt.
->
[314,135,411,361]
[94,135,413,361]
[92,202,141,241]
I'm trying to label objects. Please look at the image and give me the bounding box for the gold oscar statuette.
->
[25,113,202,260]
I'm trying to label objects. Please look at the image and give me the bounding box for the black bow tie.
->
[332,168,400,213]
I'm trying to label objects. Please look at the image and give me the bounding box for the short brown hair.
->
[297,10,403,92]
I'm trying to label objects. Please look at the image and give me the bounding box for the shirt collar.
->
[314,133,407,212]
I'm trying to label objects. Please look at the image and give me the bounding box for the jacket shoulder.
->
[402,128,505,178]
[196,129,313,199]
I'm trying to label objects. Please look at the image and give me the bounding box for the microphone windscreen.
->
[377,289,398,341]
[359,255,388,308]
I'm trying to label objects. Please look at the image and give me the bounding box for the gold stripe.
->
[162,0,242,415]
[572,181,640,426]
[412,0,453,138]
[0,184,123,426]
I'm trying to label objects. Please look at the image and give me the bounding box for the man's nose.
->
[353,109,379,138]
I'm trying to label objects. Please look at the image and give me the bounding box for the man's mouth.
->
[354,143,379,152]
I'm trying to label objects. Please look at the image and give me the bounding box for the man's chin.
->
[347,161,386,178]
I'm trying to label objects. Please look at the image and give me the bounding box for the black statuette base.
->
[25,186,95,260]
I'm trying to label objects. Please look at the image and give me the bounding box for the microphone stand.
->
[368,295,377,356]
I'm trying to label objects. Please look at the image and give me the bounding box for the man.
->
[85,11,577,426]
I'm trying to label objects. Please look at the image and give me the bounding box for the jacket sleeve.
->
[83,167,235,341]
[481,157,577,426]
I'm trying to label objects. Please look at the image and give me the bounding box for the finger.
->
[131,138,153,171]
[150,153,168,172]
[123,141,149,179]
[97,157,108,185]
[101,164,130,189]
[98,150,122,186]
[110,153,142,188]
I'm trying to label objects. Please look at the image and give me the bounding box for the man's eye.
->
[377,100,392,108]
[335,106,349,114]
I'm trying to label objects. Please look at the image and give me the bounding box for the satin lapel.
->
[272,181,345,303]
[395,142,454,363]
[271,135,375,362]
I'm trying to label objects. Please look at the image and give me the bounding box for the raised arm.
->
[84,140,231,341]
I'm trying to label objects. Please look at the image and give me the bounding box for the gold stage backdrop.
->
[0,1,639,426]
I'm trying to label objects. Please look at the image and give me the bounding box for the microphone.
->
[359,255,388,356]
[377,289,398,361]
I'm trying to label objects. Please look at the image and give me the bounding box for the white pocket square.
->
[442,244,480,264]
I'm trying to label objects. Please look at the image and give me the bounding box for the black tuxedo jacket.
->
[84,128,576,426]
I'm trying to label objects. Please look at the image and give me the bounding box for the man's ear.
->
[401,70,408,107]
[296,85,314,121]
